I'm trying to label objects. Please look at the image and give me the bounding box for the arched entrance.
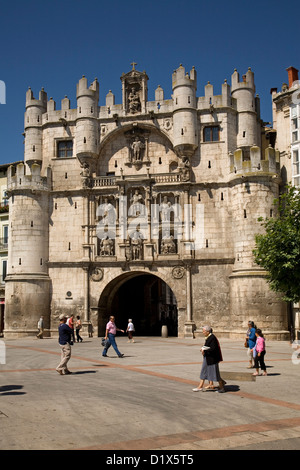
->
[98,272,178,336]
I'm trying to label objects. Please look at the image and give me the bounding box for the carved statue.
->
[179,156,191,182]
[160,196,172,222]
[80,162,91,188]
[130,229,143,260]
[131,136,145,161]
[128,87,141,113]
[100,236,114,256]
[160,231,176,254]
[130,189,144,216]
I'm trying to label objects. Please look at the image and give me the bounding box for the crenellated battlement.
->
[172,64,197,90]
[7,163,51,192]
[76,75,99,101]
[26,87,47,110]
[231,67,255,92]
[229,145,280,176]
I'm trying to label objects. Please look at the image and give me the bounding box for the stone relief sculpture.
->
[91,267,104,282]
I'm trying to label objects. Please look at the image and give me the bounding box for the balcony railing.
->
[91,173,182,188]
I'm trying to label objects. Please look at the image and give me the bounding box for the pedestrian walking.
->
[253,329,267,376]
[75,315,83,343]
[126,318,135,343]
[102,316,124,357]
[67,314,75,344]
[246,321,256,368]
[192,326,226,393]
[56,314,73,375]
[36,316,44,339]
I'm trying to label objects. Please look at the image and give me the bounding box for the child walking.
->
[253,329,267,376]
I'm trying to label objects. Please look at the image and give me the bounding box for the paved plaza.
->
[0,334,300,451]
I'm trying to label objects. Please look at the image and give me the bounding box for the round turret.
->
[231,68,260,149]
[76,76,99,162]
[24,87,47,166]
[172,65,198,157]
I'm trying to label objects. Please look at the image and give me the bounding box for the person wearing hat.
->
[192,325,226,393]
[56,314,73,375]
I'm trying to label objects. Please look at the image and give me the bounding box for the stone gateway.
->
[4,64,289,339]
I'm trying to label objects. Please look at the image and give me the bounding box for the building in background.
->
[4,64,290,339]
[271,66,300,339]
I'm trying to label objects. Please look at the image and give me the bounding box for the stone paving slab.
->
[0,335,299,451]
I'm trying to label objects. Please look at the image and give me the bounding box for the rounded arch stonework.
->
[89,267,188,337]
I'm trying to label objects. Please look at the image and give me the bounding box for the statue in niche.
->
[128,87,141,113]
[100,236,114,256]
[130,229,144,260]
[102,197,115,224]
[160,230,176,255]
[131,136,145,161]
[160,196,172,222]
[130,189,144,215]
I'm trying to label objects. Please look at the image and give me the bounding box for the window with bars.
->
[57,140,73,158]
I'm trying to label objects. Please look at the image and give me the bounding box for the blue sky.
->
[0,0,299,166]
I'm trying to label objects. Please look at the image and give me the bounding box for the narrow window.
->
[75,202,77,209]
[206,239,209,248]
[40,258,43,265]
[221,192,224,200]
[198,193,201,201]
[55,202,57,210]
[65,173,68,179]
[244,209,247,218]
[30,221,33,227]
[159,157,162,164]
[19,258,21,265]
[33,145,35,152]
[68,242,71,250]
[208,161,211,168]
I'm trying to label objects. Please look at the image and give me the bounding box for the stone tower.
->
[5,163,51,337]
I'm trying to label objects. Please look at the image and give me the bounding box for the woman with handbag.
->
[246,321,256,368]
[75,315,83,343]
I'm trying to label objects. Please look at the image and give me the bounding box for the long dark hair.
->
[256,328,264,337]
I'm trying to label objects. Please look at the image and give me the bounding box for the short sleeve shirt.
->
[106,321,117,335]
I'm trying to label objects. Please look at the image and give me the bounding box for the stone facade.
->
[4,64,290,339]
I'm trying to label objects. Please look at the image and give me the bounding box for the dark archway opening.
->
[98,273,178,336]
